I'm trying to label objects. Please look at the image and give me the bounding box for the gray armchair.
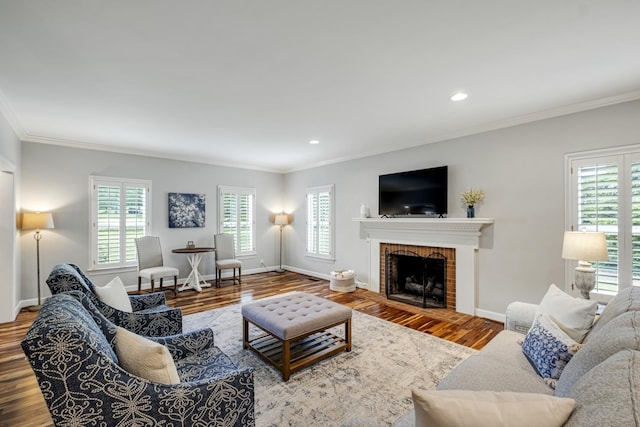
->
[46,263,182,336]
[22,293,255,426]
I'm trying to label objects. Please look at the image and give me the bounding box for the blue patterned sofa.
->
[22,292,255,426]
[46,263,183,336]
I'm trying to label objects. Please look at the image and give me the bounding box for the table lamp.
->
[562,231,608,299]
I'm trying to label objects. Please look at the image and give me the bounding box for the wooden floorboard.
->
[0,271,503,427]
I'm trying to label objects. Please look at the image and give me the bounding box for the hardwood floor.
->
[0,271,503,427]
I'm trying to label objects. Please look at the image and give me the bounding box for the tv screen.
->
[379,166,448,216]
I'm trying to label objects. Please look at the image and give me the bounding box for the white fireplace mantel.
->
[354,217,494,247]
[353,217,494,315]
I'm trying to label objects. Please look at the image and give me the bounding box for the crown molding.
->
[20,134,286,174]
[447,90,640,140]
[10,90,640,174]
[287,90,640,173]
[0,89,26,139]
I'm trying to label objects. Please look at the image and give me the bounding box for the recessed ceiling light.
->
[309,140,320,145]
[451,92,468,101]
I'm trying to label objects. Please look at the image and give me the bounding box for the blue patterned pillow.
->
[522,314,581,382]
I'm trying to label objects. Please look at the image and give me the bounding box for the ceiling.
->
[1,1,640,173]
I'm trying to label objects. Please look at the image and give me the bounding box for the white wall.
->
[16,99,640,317]
[19,143,285,302]
[0,111,21,321]
[284,100,640,317]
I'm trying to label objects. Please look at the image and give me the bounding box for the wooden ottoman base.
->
[241,292,352,381]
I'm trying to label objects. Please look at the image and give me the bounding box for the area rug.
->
[184,303,475,427]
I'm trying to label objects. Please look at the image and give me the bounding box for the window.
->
[218,186,256,256]
[90,176,151,270]
[306,184,334,260]
[566,146,640,300]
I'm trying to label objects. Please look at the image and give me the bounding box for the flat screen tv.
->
[379,166,448,217]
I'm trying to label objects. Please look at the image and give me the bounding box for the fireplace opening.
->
[385,249,447,309]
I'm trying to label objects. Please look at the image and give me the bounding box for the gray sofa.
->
[433,286,640,426]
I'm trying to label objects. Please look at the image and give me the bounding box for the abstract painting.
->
[168,193,206,228]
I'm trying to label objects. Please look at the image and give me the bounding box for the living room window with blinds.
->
[306,184,334,260]
[89,176,151,270]
[218,186,256,256]
[567,147,640,301]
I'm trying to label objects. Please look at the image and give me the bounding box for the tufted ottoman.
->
[241,292,352,381]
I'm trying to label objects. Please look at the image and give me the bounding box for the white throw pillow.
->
[411,389,575,427]
[535,284,597,343]
[115,326,180,384]
[94,276,133,312]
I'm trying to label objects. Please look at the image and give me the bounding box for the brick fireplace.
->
[380,243,456,310]
[354,217,493,315]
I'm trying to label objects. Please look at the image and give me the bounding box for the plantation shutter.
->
[124,186,148,262]
[318,191,331,255]
[96,184,121,264]
[239,193,254,254]
[307,193,319,254]
[569,149,640,299]
[574,160,619,293]
[306,185,334,259]
[222,192,238,237]
[91,177,151,269]
[632,162,640,287]
[218,186,256,256]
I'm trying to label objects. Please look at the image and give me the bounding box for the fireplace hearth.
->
[385,249,447,308]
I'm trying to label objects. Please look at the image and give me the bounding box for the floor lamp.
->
[22,212,55,311]
[274,213,289,273]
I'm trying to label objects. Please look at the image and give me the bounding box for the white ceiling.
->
[1,1,640,173]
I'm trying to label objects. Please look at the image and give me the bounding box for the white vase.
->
[360,204,369,218]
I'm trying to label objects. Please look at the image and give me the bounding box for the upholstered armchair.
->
[65,289,236,372]
[214,232,242,287]
[135,236,179,293]
[46,263,182,336]
[22,293,255,427]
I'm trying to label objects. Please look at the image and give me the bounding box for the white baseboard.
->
[474,308,505,323]
[282,265,330,281]
[281,266,368,290]
[18,299,36,311]
[126,266,281,293]
[19,267,506,325]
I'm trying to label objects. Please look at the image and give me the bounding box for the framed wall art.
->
[168,192,206,228]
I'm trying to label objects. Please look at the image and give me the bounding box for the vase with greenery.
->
[461,189,485,218]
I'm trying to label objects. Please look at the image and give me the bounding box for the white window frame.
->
[565,145,640,302]
[217,185,256,257]
[306,184,335,261]
[89,176,152,271]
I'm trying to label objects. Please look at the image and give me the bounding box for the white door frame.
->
[0,154,18,322]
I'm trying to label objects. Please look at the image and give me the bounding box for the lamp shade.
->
[562,231,608,261]
[274,213,289,226]
[22,212,55,230]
